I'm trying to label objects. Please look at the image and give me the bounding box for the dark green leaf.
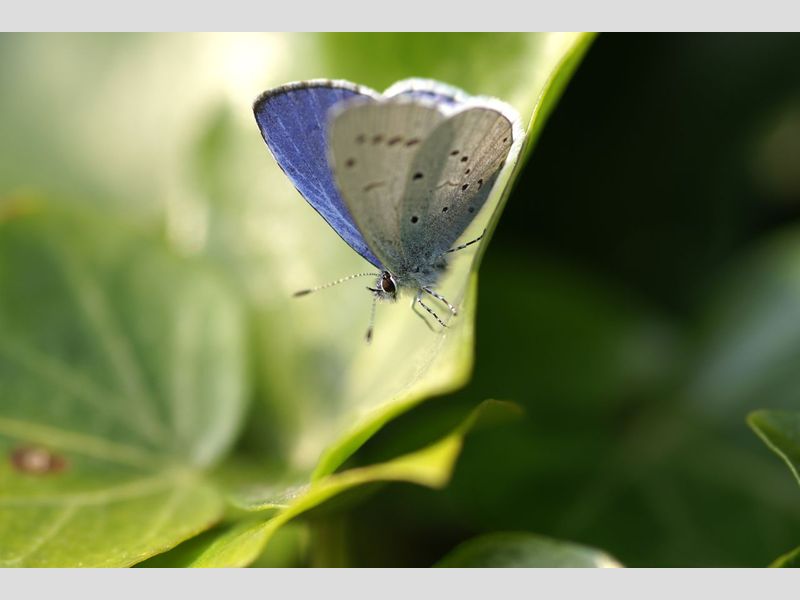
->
[436,532,621,568]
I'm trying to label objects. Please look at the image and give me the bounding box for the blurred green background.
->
[1,33,800,567]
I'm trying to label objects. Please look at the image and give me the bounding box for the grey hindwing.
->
[329,99,447,272]
[399,107,514,265]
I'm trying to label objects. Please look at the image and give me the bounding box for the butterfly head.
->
[369,271,398,302]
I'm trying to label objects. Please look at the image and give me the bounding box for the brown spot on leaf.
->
[10,446,67,475]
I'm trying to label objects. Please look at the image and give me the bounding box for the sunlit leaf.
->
[0,200,247,566]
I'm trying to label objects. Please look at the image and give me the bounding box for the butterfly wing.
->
[328,98,448,271]
[253,80,383,268]
[399,105,517,261]
[384,78,469,108]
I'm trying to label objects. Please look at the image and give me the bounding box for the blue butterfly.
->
[253,78,521,341]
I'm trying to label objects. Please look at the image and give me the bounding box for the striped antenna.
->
[293,272,379,297]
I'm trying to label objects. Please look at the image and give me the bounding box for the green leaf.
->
[748,410,800,568]
[748,410,800,487]
[771,545,800,568]
[436,532,622,568]
[0,201,247,566]
[147,400,517,567]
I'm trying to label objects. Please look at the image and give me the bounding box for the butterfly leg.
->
[443,229,486,255]
[422,287,458,315]
[415,290,447,328]
[411,296,437,332]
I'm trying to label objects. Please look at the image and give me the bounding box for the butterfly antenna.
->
[293,272,379,297]
[365,294,379,343]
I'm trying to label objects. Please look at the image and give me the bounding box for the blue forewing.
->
[253,80,383,268]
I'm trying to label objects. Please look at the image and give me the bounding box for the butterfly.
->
[253,78,522,341]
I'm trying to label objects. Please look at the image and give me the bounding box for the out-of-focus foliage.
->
[0,33,592,566]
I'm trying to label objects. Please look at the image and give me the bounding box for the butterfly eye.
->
[380,272,396,294]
